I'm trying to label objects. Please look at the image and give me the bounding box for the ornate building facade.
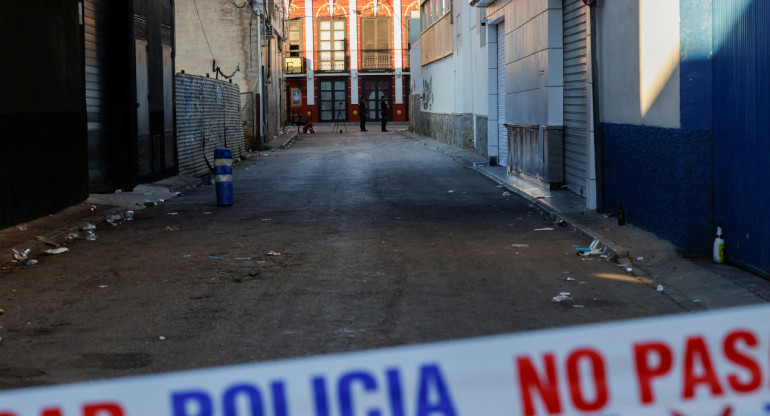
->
[284,0,419,124]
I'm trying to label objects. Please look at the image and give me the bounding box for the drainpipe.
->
[253,0,265,146]
[589,4,604,212]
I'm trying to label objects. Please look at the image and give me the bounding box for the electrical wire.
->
[193,0,217,61]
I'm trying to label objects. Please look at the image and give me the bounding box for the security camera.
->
[481,18,487,26]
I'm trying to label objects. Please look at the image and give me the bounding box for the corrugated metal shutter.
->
[713,1,770,275]
[84,0,115,192]
[562,0,588,196]
[497,22,507,166]
[176,74,246,178]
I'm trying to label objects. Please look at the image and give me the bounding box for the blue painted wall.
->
[600,0,715,254]
[602,124,713,253]
[712,0,770,275]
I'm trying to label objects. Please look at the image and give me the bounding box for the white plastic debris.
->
[44,247,69,255]
[267,251,281,256]
[85,231,97,241]
[511,244,530,248]
[447,190,455,194]
[656,285,664,292]
[12,248,30,261]
[26,260,38,266]
[17,224,27,231]
[534,228,555,231]
[502,192,511,196]
[159,336,166,341]
[552,292,573,302]
[637,256,644,261]
[81,223,96,231]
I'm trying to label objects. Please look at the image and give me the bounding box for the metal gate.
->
[562,0,588,196]
[497,23,507,167]
[713,1,770,275]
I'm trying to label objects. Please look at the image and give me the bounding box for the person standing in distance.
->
[359,96,367,131]
[380,96,389,132]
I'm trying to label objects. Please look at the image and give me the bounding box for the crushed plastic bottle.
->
[44,247,69,255]
[552,292,573,302]
[85,231,97,241]
[125,210,134,221]
[26,259,38,266]
[81,223,96,231]
[17,224,27,231]
[106,214,123,224]
[12,248,30,261]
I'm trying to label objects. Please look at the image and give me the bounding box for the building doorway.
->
[361,78,392,121]
[319,79,347,122]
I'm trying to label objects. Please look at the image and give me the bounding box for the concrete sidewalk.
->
[399,129,770,311]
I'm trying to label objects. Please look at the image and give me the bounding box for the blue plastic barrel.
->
[214,148,233,206]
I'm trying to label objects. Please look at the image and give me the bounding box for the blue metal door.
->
[713,0,770,275]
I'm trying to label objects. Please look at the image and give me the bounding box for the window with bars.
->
[317,18,346,71]
[361,17,390,70]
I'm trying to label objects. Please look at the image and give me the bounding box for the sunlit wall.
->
[599,0,713,253]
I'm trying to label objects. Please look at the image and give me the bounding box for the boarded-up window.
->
[361,17,390,70]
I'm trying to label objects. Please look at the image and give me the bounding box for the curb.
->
[1,177,203,271]
[399,129,621,262]
[471,166,620,262]
[1,207,124,270]
[280,131,300,149]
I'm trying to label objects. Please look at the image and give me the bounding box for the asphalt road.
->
[0,129,685,389]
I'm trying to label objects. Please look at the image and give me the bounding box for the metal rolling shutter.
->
[497,23,507,166]
[562,0,588,196]
[84,0,115,192]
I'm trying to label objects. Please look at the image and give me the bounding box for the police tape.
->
[1,304,770,416]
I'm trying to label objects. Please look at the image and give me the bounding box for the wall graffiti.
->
[421,78,433,110]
